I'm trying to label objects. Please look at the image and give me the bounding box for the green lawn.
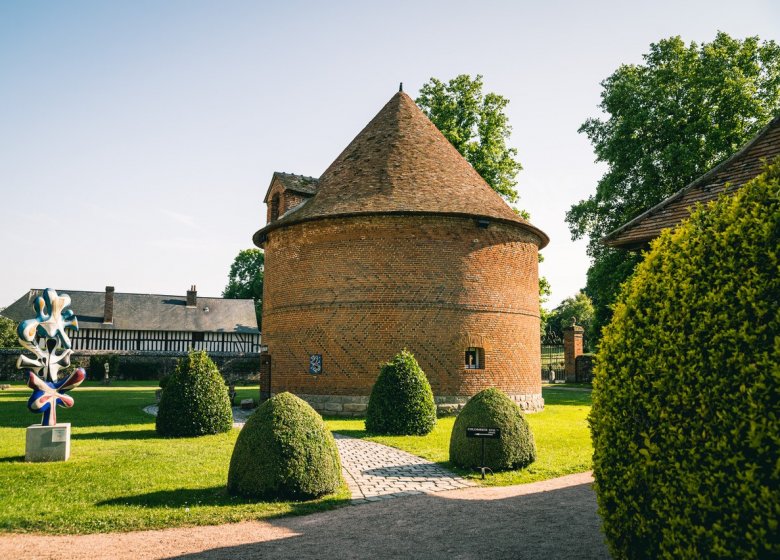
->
[0,384,349,535]
[326,386,593,486]
[0,383,592,534]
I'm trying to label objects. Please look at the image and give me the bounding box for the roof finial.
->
[399,82,403,92]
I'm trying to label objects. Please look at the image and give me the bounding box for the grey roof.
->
[262,172,319,202]
[1,289,259,334]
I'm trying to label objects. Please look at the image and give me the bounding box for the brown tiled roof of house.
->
[262,172,319,203]
[253,91,548,248]
[603,115,780,249]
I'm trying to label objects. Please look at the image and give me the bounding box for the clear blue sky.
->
[1,0,778,311]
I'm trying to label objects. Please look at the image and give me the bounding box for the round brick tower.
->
[253,91,549,415]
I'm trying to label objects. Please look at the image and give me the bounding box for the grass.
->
[326,386,593,486]
[0,382,593,534]
[0,383,349,535]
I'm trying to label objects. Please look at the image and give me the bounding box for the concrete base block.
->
[26,423,71,462]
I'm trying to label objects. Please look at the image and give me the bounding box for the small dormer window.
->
[270,193,281,222]
[465,347,484,369]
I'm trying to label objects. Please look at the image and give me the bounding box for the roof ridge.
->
[25,288,253,301]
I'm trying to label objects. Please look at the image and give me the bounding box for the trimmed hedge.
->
[590,162,780,559]
[575,353,595,383]
[155,350,233,437]
[449,387,536,470]
[365,350,436,435]
[227,392,341,499]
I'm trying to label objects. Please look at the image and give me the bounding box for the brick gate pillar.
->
[259,352,271,401]
[564,320,584,383]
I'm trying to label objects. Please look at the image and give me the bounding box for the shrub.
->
[365,349,436,435]
[590,162,780,559]
[575,353,596,382]
[227,392,341,499]
[449,387,536,470]
[0,316,20,348]
[155,350,233,437]
[89,354,119,381]
[159,374,171,390]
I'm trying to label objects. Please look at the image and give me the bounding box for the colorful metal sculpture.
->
[16,289,86,426]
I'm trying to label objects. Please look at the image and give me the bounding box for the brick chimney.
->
[103,286,115,324]
[186,285,197,307]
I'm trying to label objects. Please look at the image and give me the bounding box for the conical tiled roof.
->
[253,91,548,247]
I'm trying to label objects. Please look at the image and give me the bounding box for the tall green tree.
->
[223,249,264,329]
[417,74,550,313]
[416,74,523,203]
[0,314,19,348]
[546,292,596,349]
[567,32,780,343]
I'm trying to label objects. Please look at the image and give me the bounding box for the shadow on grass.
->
[0,455,26,463]
[97,485,352,516]
[71,429,158,440]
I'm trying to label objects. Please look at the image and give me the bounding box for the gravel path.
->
[3,406,608,558]
[0,472,608,559]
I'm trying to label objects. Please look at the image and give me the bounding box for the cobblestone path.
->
[334,434,475,503]
[144,405,474,502]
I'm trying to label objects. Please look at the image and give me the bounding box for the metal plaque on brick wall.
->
[309,354,322,375]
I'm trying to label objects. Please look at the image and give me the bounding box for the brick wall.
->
[265,180,312,225]
[262,214,542,406]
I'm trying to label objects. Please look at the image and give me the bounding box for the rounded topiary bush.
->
[449,387,536,470]
[590,163,780,559]
[155,350,233,437]
[227,392,341,499]
[365,349,436,435]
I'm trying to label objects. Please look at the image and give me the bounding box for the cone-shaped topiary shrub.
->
[155,350,233,437]
[590,162,780,559]
[365,349,437,435]
[227,392,341,499]
[449,387,536,470]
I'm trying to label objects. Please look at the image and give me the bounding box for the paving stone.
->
[333,433,475,501]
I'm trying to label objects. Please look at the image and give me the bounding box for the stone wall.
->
[295,392,544,418]
[0,349,260,382]
[263,214,543,406]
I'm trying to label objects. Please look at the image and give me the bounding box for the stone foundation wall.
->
[294,392,544,418]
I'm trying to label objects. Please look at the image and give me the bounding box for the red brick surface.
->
[262,215,542,398]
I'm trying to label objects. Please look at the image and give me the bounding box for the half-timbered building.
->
[2,286,260,354]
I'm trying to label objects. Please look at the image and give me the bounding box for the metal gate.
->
[541,330,564,383]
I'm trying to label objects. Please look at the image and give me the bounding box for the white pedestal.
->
[26,423,71,462]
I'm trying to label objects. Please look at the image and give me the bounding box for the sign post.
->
[466,427,501,479]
